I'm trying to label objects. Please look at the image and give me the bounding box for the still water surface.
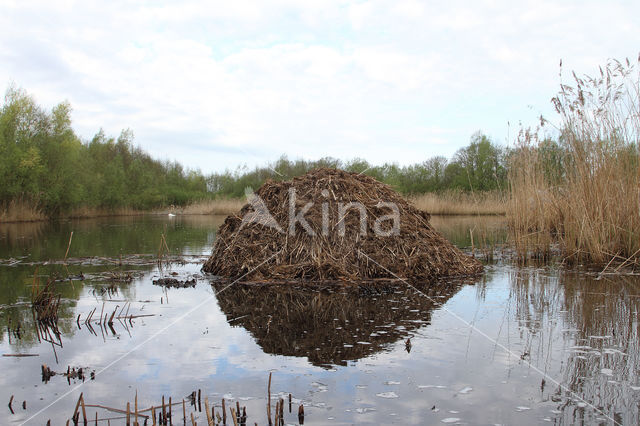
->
[0,215,638,425]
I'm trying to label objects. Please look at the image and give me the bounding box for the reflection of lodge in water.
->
[213,278,474,367]
[511,268,640,425]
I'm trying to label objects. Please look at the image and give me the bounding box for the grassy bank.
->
[508,57,640,266]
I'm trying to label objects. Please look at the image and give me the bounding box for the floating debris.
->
[41,364,95,384]
[105,271,134,283]
[152,277,197,288]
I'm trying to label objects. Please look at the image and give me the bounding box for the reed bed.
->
[180,198,245,215]
[180,192,508,218]
[0,198,46,223]
[409,191,506,215]
[508,57,640,266]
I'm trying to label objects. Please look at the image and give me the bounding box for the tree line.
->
[0,86,209,215]
[1,85,531,216]
[207,131,509,198]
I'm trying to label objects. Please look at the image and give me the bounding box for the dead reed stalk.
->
[0,197,46,223]
[409,190,506,215]
[31,272,61,324]
[508,56,640,266]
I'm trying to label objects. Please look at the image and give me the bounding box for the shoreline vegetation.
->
[0,191,507,223]
[1,56,638,267]
[508,57,639,266]
[1,84,509,223]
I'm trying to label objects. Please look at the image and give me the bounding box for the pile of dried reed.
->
[203,168,482,281]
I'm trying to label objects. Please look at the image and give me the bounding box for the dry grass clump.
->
[180,198,244,215]
[31,275,61,324]
[0,198,46,223]
[204,168,482,282]
[409,191,506,215]
[508,57,640,265]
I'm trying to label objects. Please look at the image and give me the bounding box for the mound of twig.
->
[203,168,482,282]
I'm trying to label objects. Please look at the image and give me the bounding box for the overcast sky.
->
[1,1,638,174]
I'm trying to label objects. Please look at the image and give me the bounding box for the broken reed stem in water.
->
[65,374,304,425]
[204,397,212,426]
[64,231,74,262]
[222,398,226,425]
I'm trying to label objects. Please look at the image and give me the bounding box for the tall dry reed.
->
[180,198,245,215]
[0,197,46,223]
[509,57,640,265]
[409,191,506,215]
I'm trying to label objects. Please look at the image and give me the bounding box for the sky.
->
[1,1,638,174]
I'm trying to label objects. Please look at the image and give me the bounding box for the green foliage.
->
[0,86,210,215]
[207,136,510,197]
[1,85,513,217]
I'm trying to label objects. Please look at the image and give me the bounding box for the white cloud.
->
[0,0,638,172]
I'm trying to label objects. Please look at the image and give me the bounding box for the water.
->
[1,215,639,425]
